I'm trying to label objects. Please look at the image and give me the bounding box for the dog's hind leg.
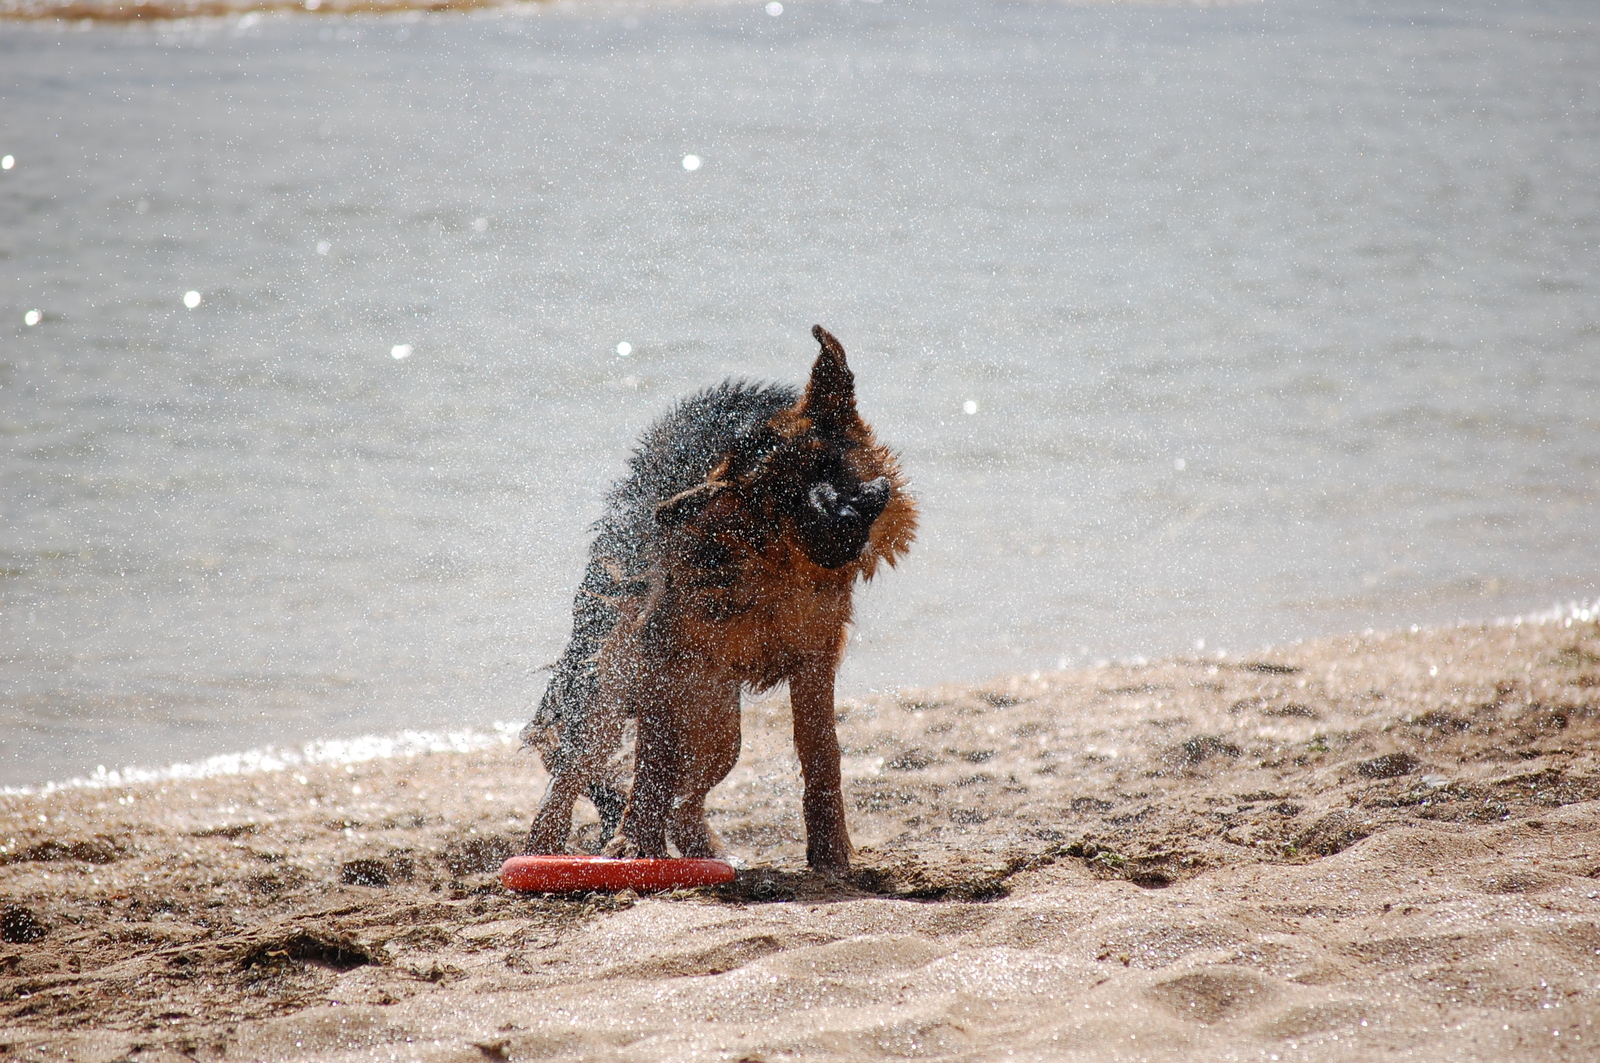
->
[587,780,627,845]
[667,679,741,859]
[526,760,585,854]
[526,685,629,854]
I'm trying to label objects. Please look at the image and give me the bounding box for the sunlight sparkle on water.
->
[24,310,40,327]
[616,341,632,357]
[766,2,783,15]
[183,290,202,309]
[963,400,978,415]
[682,155,702,171]
[391,344,413,361]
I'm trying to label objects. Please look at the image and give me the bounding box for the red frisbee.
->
[501,854,737,893]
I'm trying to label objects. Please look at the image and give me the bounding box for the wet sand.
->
[3,611,1599,1061]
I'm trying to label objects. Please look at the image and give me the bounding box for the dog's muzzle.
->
[800,477,891,568]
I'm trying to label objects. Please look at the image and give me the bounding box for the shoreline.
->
[4,607,1599,1060]
[7,599,1594,798]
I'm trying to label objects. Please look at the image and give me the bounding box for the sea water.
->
[2,0,1596,786]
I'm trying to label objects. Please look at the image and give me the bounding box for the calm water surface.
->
[2,0,1597,786]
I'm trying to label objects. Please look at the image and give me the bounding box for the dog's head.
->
[656,325,915,575]
[782,325,893,568]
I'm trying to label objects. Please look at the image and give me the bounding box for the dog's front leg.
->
[667,679,741,859]
[791,654,852,870]
[608,690,676,858]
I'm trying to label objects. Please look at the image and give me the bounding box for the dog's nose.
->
[853,478,890,519]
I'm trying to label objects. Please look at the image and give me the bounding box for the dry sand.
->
[4,611,1600,1062]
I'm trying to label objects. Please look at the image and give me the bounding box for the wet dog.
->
[521,326,916,869]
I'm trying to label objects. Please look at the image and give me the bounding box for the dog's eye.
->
[688,539,731,569]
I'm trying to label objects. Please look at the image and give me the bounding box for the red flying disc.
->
[501,854,736,893]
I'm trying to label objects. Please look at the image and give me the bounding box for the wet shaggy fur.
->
[522,326,916,869]
[520,382,799,840]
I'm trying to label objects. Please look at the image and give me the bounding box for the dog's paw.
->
[524,824,571,856]
[603,835,668,860]
[668,820,727,860]
[805,834,854,873]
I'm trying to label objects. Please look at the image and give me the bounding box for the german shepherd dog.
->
[521,326,916,870]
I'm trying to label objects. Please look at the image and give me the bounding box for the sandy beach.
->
[3,608,1598,1061]
[4,0,1598,1055]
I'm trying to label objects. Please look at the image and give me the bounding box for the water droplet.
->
[316,240,331,255]
[616,341,633,357]
[1174,457,1187,471]
[391,344,413,360]
[765,1,783,15]
[473,217,488,232]
[962,400,978,415]
[304,0,320,8]
[681,154,702,171]
[1,155,13,170]
[183,290,202,309]
[24,309,40,326]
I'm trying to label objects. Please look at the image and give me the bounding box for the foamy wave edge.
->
[3,721,524,797]
[1490,597,1598,630]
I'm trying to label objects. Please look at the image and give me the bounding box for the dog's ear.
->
[656,480,728,527]
[799,325,861,435]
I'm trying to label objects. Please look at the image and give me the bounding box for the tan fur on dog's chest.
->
[667,540,855,691]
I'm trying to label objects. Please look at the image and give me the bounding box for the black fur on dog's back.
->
[524,381,798,796]
[601,380,799,576]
